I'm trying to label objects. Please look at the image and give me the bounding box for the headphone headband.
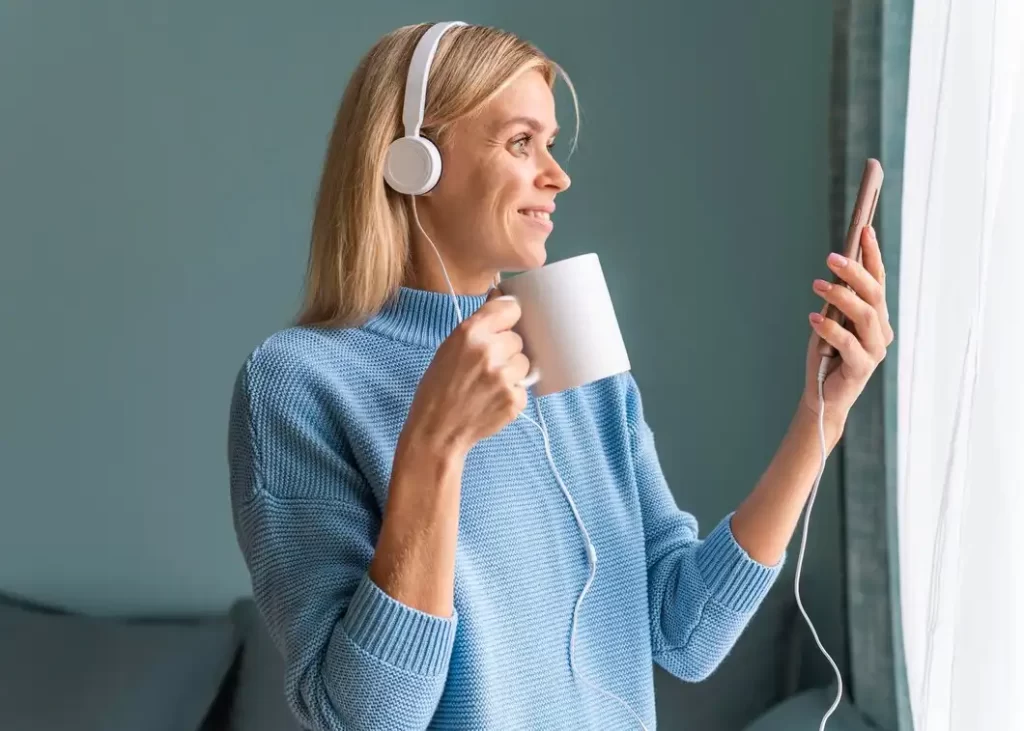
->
[402,21,466,138]
[384,21,467,195]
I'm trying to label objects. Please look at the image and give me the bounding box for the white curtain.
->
[898,1,1024,730]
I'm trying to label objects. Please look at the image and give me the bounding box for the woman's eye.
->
[511,133,556,155]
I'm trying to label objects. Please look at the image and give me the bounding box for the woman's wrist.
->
[399,407,475,458]
[396,418,470,472]
[370,429,465,616]
[795,397,846,454]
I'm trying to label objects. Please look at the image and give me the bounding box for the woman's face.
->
[412,69,571,292]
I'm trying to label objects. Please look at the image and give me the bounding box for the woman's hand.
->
[402,290,530,459]
[801,225,895,444]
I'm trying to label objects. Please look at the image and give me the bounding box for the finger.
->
[826,251,884,309]
[470,295,522,333]
[859,226,894,339]
[860,226,886,286]
[491,330,524,362]
[813,279,886,360]
[503,352,531,385]
[810,313,875,377]
[506,384,528,417]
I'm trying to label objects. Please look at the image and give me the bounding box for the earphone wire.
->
[795,354,844,731]
[414,196,649,730]
[520,402,651,731]
[411,197,463,323]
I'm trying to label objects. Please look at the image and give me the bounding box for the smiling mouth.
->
[518,209,551,222]
[518,209,553,229]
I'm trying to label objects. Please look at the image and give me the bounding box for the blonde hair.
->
[296,23,578,328]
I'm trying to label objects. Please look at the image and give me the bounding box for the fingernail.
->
[495,294,517,302]
[810,312,824,324]
[869,226,877,240]
[829,253,847,267]
[813,279,832,292]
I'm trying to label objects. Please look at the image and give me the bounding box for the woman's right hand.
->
[402,292,530,457]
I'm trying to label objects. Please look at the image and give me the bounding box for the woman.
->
[228,22,894,731]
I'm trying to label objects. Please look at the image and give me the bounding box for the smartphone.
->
[819,158,884,358]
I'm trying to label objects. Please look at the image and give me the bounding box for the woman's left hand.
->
[801,225,895,444]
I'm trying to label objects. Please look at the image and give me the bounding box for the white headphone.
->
[383,21,467,195]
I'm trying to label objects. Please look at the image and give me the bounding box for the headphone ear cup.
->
[384,136,442,195]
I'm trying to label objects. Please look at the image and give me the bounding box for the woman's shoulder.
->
[243,324,343,373]
[234,324,367,406]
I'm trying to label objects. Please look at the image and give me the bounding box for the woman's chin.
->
[507,241,548,272]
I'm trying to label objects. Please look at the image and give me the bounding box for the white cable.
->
[411,197,462,323]
[414,208,649,729]
[794,354,844,731]
[519,402,651,731]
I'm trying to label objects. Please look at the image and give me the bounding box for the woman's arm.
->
[369,432,465,618]
[229,295,531,731]
[230,349,461,731]
[369,291,529,618]
[732,224,894,566]
[729,405,839,566]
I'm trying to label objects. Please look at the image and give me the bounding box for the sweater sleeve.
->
[228,348,457,731]
[623,375,783,682]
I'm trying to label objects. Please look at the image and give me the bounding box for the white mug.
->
[499,253,631,397]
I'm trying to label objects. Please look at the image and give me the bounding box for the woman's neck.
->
[405,245,498,296]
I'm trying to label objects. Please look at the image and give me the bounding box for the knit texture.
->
[228,287,784,731]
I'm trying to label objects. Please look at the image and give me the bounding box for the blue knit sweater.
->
[228,287,783,731]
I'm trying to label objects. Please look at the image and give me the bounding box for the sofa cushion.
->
[0,594,239,731]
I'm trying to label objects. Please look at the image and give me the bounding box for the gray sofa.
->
[0,593,300,731]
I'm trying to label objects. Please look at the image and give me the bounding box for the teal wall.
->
[0,1,840,728]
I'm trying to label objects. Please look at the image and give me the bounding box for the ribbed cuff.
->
[695,513,783,614]
[340,574,458,677]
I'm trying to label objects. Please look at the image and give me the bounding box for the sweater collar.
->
[362,286,490,348]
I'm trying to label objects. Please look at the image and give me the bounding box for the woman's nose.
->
[541,158,571,192]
